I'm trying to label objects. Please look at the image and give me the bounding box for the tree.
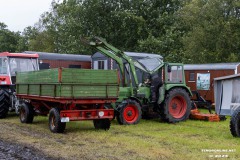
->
[21,0,240,64]
[40,0,148,53]
[0,22,19,52]
[179,0,240,63]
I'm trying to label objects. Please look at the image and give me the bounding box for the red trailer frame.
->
[17,94,116,133]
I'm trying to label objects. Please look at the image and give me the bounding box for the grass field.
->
[0,111,239,160]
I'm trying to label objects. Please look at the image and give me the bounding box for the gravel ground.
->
[0,140,58,160]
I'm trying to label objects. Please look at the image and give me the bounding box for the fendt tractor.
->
[82,37,192,124]
[0,52,39,118]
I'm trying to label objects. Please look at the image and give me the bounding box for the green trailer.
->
[16,68,119,133]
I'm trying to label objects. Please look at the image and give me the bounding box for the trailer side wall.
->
[16,68,119,99]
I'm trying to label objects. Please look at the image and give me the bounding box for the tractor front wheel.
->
[117,100,142,125]
[0,89,10,118]
[230,107,240,137]
[161,88,191,123]
[49,108,66,133]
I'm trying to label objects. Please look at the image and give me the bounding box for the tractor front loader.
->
[82,37,192,124]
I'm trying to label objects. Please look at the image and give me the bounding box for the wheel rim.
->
[20,108,26,121]
[123,104,139,123]
[50,114,56,130]
[169,96,187,119]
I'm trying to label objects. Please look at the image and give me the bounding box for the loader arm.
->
[81,37,139,96]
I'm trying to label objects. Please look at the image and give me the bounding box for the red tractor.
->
[0,52,39,118]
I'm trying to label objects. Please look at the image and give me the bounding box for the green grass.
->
[0,112,239,160]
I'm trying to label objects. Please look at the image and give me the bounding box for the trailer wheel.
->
[0,89,10,119]
[162,88,191,123]
[49,108,66,133]
[116,100,142,125]
[230,107,240,137]
[19,103,34,123]
[93,119,111,130]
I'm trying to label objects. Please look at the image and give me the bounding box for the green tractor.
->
[82,37,192,124]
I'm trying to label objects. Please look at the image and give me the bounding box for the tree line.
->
[0,0,239,64]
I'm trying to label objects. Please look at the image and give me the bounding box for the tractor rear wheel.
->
[93,119,111,130]
[116,100,142,125]
[230,107,240,137]
[0,89,10,118]
[19,102,34,123]
[161,88,191,123]
[49,108,66,133]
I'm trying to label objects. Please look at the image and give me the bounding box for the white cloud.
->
[0,0,56,32]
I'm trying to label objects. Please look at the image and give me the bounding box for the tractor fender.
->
[165,85,192,97]
[116,97,142,111]
[129,96,142,107]
[159,86,192,105]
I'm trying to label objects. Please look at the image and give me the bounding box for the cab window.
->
[166,65,183,83]
[0,58,8,75]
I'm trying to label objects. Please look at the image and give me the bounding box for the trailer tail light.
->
[98,111,104,117]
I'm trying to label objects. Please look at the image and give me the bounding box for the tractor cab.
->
[134,57,163,85]
[134,57,188,107]
[134,57,164,73]
[134,57,186,86]
[0,52,39,85]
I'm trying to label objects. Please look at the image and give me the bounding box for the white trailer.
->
[214,74,240,137]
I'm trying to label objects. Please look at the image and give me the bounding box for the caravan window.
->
[93,60,108,70]
[98,61,105,69]
[69,65,81,68]
[189,72,195,81]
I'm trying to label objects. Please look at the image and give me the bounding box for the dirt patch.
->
[0,139,61,160]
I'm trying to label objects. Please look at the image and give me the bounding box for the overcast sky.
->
[0,0,57,32]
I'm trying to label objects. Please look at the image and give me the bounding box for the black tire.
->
[161,88,191,123]
[230,107,240,137]
[0,89,10,119]
[116,100,142,125]
[93,119,111,130]
[19,103,34,123]
[49,108,66,133]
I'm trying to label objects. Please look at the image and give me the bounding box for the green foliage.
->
[180,0,240,63]
[25,0,182,56]
[0,22,20,52]
[136,0,186,62]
